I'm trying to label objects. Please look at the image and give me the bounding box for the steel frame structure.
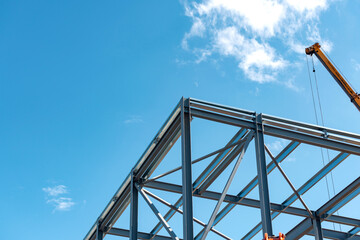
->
[84,97,360,240]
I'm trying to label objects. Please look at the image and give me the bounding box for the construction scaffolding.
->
[84,97,360,240]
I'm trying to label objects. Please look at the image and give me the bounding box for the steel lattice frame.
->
[84,98,360,240]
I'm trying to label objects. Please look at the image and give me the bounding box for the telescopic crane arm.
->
[305,42,360,112]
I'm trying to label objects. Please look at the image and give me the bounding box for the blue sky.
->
[1,0,360,239]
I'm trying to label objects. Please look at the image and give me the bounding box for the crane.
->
[305,42,360,112]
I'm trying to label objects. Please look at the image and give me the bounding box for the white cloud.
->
[43,185,75,212]
[124,116,143,124]
[182,0,335,86]
[214,26,287,83]
[182,17,206,49]
[267,139,290,153]
[285,0,328,17]
[267,140,284,153]
[42,185,67,196]
[194,0,285,37]
[47,197,75,211]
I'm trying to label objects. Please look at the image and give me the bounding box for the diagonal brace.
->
[143,188,231,240]
[200,132,254,240]
[265,144,313,219]
[135,184,179,240]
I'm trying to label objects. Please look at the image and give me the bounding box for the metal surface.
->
[136,184,179,240]
[254,114,273,237]
[130,173,138,240]
[200,132,253,240]
[84,98,360,240]
[181,98,194,240]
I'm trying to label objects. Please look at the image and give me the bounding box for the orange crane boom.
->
[305,42,360,112]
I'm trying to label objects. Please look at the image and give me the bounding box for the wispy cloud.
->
[267,139,290,153]
[124,115,144,124]
[182,0,335,86]
[42,185,67,196]
[43,185,75,212]
[47,197,75,211]
[267,140,285,153]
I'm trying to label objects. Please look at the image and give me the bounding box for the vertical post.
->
[254,113,273,237]
[96,221,103,240]
[130,172,138,240]
[181,97,194,240]
[312,213,323,240]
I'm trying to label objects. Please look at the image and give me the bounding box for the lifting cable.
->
[306,54,342,231]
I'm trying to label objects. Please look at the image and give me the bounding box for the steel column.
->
[312,213,324,240]
[96,222,103,240]
[254,113,273,237]
[181,97,194,240]
[130,173,138,240]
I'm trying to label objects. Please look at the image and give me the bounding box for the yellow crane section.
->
[305,42,360,112]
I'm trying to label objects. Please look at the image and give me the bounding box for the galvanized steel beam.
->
[242,152,350,240]
[286,177,360,239]
[181,98,194,240]
[200,133,253,240]
[149,129,248,237]
[130,173,138,240]
[308,228,360,240]
[254,114,273,237]
[108,227,179,240]
[84,98,360,240]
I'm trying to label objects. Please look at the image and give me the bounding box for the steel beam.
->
[150,129,248,237]
[96,222,103,240]
[143,188,231,240]
[130,173,138,240]
[286,177,360,239]
[254,114,273,237]
[143,180,360,230]
[194,141,299,240]
[84,98,360,240]
[348,227,360,238]
[197,140,247,194]
[108,227,179,240]
[317,177,360,217]
[87,105,183,240]
[200,133,253,240]
[312,214,324,240]
[265,145,313,218]
[181,98,194,240]
[136,185,179,240]
[190,108,360,156]
[307,228,360,240]
[242,152,349,240]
